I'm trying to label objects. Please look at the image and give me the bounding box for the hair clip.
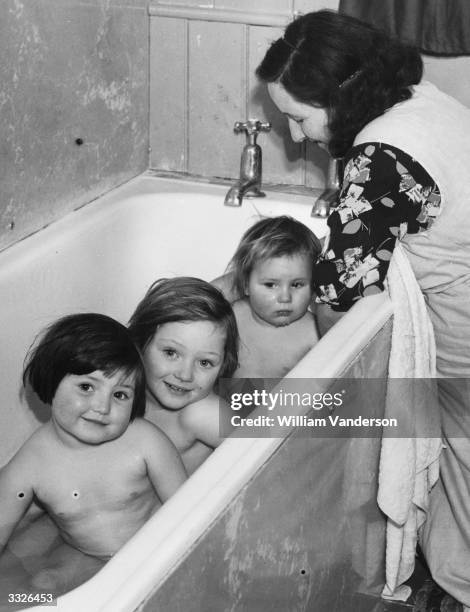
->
[339,69,362,89]
[281,37,300,52]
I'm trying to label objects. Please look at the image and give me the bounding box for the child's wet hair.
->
[128,277,239,379]
[23,313,146,420]
[228,215,322,297]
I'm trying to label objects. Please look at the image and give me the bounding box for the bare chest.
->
[34,450,148,520]
[236,317,317,378]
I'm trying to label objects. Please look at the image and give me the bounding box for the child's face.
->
[143,320,225,411]
[51,370,135,446]
[246,253,312,327]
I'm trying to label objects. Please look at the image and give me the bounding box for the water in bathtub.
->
[0,314,187,602]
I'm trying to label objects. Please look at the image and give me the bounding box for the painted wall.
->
[2,1,468,252]
[149,1,339,189]
[424,55,470,107]
[0,0,149,252]
[149,0,470,191]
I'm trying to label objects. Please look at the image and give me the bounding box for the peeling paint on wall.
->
[0,0,149,252]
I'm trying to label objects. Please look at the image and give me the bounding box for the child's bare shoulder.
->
[211,273,238,303]
[0,425,51,487]
[8,425,51,463]
[179,393,223,448]
[126,418,183,463]
[181,392,219,423]
[232,298,250,317]
[126,417,173,444]
[297,310,319,336]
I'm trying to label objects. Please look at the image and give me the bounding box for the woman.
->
[256,9,470,609]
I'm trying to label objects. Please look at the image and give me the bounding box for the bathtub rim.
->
[0,171,324,268]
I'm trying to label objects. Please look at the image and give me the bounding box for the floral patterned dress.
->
[314,142,441,310]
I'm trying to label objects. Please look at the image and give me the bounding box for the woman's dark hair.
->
[256,10,423,156]
[128,277,239,380]
[23,313,146,420]
[227,215,322,297]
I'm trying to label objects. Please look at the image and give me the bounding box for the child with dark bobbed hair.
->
[128,277,239,474]
[23,312,147,419]
[0,313,186,591]
[215,216,321,378]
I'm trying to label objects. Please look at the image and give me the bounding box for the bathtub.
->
[0,174,393,611]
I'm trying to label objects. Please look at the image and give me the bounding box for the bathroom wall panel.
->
[149,5,328,188]
[187,20,246,178]
[0,0,148,252]
[294,0,339,11]
[158,0,215,5]
[215,0,292,12]
[306,142,330,189]
[424,55,470,107]
[247,25,306,186]
[150,18,187,172]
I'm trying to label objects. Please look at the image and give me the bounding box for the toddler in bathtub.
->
[128,277,239,475]
[0,313,187,592]
[213,216,321,378]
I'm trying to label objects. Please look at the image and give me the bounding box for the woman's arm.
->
[313,142,441,314]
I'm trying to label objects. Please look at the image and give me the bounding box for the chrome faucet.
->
[311,157,344,218]
[224,120,271,206]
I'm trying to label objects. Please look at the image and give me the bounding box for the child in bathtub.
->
[128,277,239,475]
[214,216,321,378]
[0,313,187,592]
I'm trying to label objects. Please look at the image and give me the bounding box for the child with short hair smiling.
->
[222,216,321,378]
[128,277,239,475]
[0,313,186,591]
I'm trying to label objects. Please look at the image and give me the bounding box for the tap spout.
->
[224,177,265,207]
[224,119,271,207]
[310,189,338,218]
[224,143,266,206]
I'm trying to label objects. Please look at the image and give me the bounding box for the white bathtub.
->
[0,174,393,611]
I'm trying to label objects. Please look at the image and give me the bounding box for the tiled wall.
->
[149,1,339,188]
[0,0,149,252]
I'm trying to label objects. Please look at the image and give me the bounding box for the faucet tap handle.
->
[233,120,271,142]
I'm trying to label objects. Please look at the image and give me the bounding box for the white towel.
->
[378,242,442,601]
